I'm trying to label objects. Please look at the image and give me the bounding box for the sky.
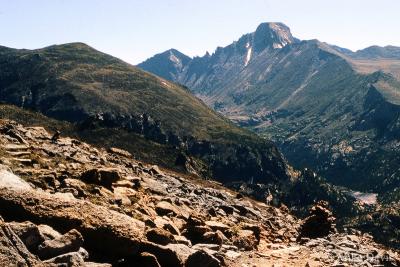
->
[0,0,399,65]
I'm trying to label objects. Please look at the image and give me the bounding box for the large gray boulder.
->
[0,216,42,266]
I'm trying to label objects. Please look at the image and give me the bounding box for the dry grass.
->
[349,58,400,80]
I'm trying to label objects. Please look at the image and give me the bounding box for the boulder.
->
[205,221,230,232]
[7,221,45,251]
[81,168,121,188]
[113,180,136,189]
[0,168,32,191]
[113,187,135,206]
[38,224,62,241]
[242,223,262,241]
[7,221,63,253]
[202,231,224,246]
[0,217,42,266]
[163,221,181,236]
[152,216,181,236]
[233,230,258,251]
[218,205,235,215]
[299,201,336,239]
[182,214,212,244]
[43,251,86,266]
[146,228,175,245]
[137,252,161,267]
[155,201,179,216]
[225,250,241,260]
[185,249,221,267]
[38,229,84,259]
[140,242,195,267]
[192,244,221,251]
[61,178,87,197]
[149,165,163,176]
[174,235,192,246]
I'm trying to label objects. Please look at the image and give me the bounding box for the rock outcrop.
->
[299,201,336,239]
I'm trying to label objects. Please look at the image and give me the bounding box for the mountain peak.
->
[253,22,294,51]
[155,48,191,63]
[165,49,190,66]
[138,49,191,81]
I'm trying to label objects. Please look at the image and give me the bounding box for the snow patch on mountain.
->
[245,42,252,66]
[169,51,183,68]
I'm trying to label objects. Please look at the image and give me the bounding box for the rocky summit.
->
[0,120,399,266]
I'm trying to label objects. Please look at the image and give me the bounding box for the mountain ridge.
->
[0,41,293,190]
[138,22,400,193]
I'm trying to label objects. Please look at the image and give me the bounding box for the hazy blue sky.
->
[1,0,399,64]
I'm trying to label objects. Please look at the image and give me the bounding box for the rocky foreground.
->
[0,120,398,266]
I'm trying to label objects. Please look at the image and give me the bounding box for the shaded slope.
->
[0,43,250,140]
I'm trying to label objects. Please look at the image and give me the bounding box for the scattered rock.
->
[163,221,181,236]
[85,262,113,267]
[183,215,212,244]
[219,205,235,215]
[0,168,32,191]
[1,120,399,267]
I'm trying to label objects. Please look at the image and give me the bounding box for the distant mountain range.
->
[138,22,400,196]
